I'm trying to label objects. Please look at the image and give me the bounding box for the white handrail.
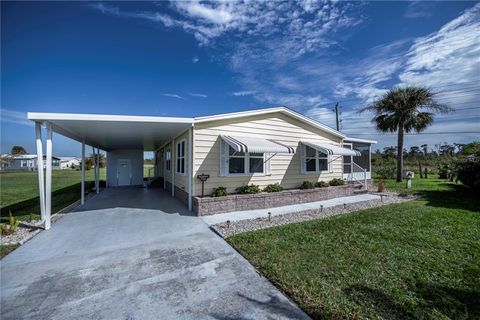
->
[350,162,368,190]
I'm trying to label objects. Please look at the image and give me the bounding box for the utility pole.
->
[335,102,340,131]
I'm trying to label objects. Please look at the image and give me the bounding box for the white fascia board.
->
[27,112,194,124]
[194,106,345,138]
[344,137,378,144]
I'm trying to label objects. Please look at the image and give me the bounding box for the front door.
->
[117,159,131,186]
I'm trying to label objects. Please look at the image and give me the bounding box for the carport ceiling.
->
[28,113,194,151]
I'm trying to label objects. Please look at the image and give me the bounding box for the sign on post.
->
[197,173,210,198]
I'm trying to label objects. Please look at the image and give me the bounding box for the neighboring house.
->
[1,154,61,171]
[59,157,81,169]
[28,107,376,216]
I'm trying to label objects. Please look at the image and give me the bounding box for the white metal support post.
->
[81,140,85,205]
[96,148,100,194]
[188,127,193,211]
[45,123,53,230]
[171,140,175,197]
[163,150,167,190]
[35,122,46,222]
[92,146,97,193]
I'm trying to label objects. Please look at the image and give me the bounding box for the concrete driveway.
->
[1,187,309,320]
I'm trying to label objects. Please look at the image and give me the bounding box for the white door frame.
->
[117,159,132,186]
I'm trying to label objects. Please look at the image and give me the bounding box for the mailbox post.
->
[405,171,414,189]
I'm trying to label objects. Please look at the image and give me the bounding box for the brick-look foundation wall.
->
[193,181,372,216]
[165,181,190,206]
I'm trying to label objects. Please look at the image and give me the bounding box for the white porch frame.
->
[35,122,52,229]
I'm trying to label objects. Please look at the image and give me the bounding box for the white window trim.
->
[301,144,331,174]
[176,139,186,176]
[220,140,269,177]
[165,147,172,172]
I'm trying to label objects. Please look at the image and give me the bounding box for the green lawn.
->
[0,169,106,222]
[375,173,450,195]
[228,179,480,319]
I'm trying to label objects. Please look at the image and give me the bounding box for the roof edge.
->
[194,106,346,138]
[27,112,194,124]
[344,137,378,144]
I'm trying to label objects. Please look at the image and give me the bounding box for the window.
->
[221,141,266,176]
[165,147,171,171]
[176,140,186,175]
[302,145,329,173]
[249,153,264,173]
[228,146,245,174]
[21,160,26,167]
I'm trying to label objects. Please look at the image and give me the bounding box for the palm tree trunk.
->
[397,125,404,182]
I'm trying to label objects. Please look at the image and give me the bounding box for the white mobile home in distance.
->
[28,107,376,229]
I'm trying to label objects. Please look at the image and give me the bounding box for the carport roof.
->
[28,112,194,151]
[28,106,356,151]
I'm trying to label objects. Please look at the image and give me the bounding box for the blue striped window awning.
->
[302,141,361,156]
[221,135,295,154]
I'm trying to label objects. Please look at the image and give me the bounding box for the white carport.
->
[28,113,194,230]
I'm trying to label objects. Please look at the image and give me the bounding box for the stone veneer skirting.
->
[193,181,372,216]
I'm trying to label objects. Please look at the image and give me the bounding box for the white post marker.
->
[35,122,46,222]
[45,123,52,230]
[81,140,85,205]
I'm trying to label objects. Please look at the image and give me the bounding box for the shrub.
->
[377,178,385,192]
[212,186,228,197]
[438,163,454,180]
[329,178,345,186]
[455,159,480,195]
[299,181,315,189]
[376,165,396,179]
[264,183,283,193]
[236,184,261,194]
[0,211,20,235]
[315,181,328,188]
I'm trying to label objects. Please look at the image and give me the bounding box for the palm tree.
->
[361,87,451,182]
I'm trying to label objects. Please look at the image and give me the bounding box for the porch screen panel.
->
[352,142,370,171]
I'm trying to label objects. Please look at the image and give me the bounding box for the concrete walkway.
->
[1,187,309,320]
[202,193,381,226]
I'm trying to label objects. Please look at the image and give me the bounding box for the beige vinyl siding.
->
[192,112,344,196]
[161,130,189,193]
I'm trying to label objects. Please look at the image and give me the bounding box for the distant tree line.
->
[373,140,479,194]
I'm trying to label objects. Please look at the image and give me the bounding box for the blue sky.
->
[1,1,479,156]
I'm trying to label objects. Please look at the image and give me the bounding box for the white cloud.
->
[399,3,480,104]
[404,1,436,19]
[189,92,207,98]
[0,109,32,126]
[192,57,199,63]
[161,93,185,100]
[232,90,256,97]
[173,1,234,25]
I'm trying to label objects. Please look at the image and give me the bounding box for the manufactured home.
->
[28,107,375,229]
[1,154,61,171]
